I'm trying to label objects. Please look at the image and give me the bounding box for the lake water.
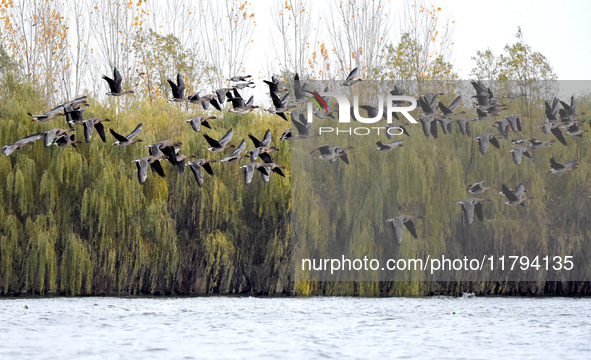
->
[1,296,589,359]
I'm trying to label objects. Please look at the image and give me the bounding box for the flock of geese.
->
[385,80,588,244]
[2,67,589,246]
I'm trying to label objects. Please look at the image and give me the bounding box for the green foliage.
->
[0,85,291,295]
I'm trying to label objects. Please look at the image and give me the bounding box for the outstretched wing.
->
[501,184,518,202]
[345,67,358,82]
[126,123,143,140]
[219,128,233,146]
[109,129,128,142]
[188,163,204,187]
[403,219,418,239]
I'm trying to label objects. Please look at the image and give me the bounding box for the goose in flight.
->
[497,183,525,199]
[539,121,567,146]
[186,116,216,133]
[373,139,403,152]
[437,95,464,118]
[385,215,425,245]
[220,139,249,163]
[103,67,134,96]
[29,104,65,122]
[82,118,110,143]
[473,133,503,155]
[186,159,217,187]
[2,133,44,155]
[508,146,532,165]
[228,75,252,82]
[267,91,292,121]
[547,158,579,175]
[466,181,495,195]
[528,138,554,148]
[500,184,530,206]
[110,123,143,146]
[457,198,491,226]
[203,128,235,152]
[228,89,258,114]
[311,145,353,164]
[280,110,317,140]
[240,162,269,185]
[53,133,82,148]
[132,155,166,184]
[29,96,88,122]
[167,73,186,102]
[43,128,74,147]
[341,67,361,86]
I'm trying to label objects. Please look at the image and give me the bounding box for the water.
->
[1,296,589,359]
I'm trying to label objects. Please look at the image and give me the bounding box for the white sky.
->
[247,0,591,81]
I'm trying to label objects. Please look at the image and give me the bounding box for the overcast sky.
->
[247,0,591,82]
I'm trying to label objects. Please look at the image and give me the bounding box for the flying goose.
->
[220,139,249,163]
[385,215,425,245]
[167,73,186,102]
[186,159,217,187]
[457,198,491,226]
[82,118,110,143]
[497,183,525,199]
[53,133,82,148]
[565,124,588,137]
[131,155,166,184]
[267,91,292,121]
[29,104,65,122]
[110,123,143,146]
[437,95,464,118]
[203,128,235,152]
[311,145,353,164]
[466,181,495,195]
[103,67,134,96]
[228,89,258,114]
[240,162,269,185]
[473,133,503,155]
[547,158,579,175]
[228,75,252,82]
[373,140,403,152]
[539,121,567,146]
[500,184,530,206]
[508,146,532,165]
[2,133,44,155]
[341,68,361,86]
[280,110,317,140]
[186,116,216,133]
[529,138,555,148]
[43,128,74,147]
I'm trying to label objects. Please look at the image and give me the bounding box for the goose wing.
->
[389,218,404,245]
[262,129,272,147]
[230,139,246,156]
[150,160,166,178]
[403,219,418,239]
[188,162,204,187]
[109,129,128,142]
[219,128,233,146]
[550,127,567,146]
[136,158,149,185]
[474,202,484,222]
[460,201,475,226]
[126,123,143,140]
[83,119,94,143]
[248,134,263,148]
[501,184,519,202]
